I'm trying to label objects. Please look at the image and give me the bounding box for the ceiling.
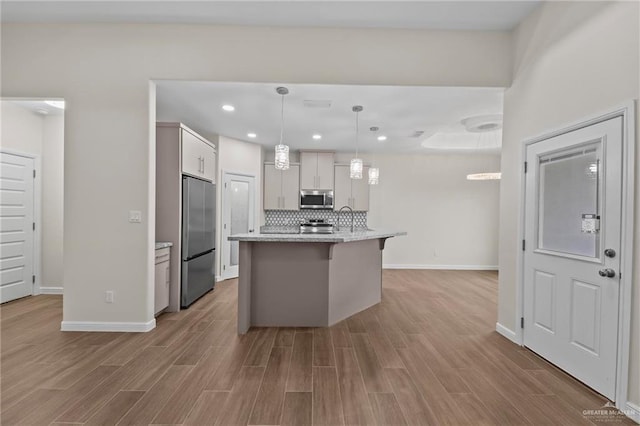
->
[1,1,540,31]
[4,99,65,116]
[156,81,503,154]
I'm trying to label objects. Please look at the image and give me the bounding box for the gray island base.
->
[228,230,406,334]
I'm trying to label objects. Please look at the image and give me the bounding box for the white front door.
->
[0,152,35,303]
[222,173,255,280]
[523,117,622,400]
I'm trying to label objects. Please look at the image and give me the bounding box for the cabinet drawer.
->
[155,247,170,264]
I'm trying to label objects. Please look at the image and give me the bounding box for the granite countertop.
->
[155,242,173,250]
[228,229,406,243]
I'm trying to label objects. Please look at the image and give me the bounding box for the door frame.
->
[220,170,256,281]
[0,149,42,297]
[514,101,636,408]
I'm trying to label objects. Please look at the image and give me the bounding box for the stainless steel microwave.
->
[300,190,334,210]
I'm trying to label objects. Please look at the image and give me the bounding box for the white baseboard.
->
[39,286,63,295]
[61,319,156,332]
[495,322,519,344]
[624,402,640,424]
[383,264,498,271]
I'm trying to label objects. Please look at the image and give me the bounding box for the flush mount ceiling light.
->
[222,104,235,112]
[350,105,363,179]
[312,134,322,140]
[247,132,257,138]
[466,172,502,180]
[274,87,290,170]
[461,114,503,133]
[44,100,65,109]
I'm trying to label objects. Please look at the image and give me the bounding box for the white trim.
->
[624,402,640,424]
[61,319,156,332]
[516,101,636,408]
[495,322,519,344]
[383,264,498,270]
[39,286,63,295]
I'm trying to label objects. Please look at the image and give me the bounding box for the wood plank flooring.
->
[1,270,634,425]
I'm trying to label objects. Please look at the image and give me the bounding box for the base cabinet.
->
[154,247,171,315]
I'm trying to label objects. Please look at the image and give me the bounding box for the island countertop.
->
[228,229,406,243]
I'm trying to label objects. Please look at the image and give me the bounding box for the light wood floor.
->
[1,270,633,425]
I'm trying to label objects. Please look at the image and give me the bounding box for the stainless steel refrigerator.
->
[182,176,216,308]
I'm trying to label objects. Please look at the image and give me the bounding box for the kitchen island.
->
[228,229,406,334]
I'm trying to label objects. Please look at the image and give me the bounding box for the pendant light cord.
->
[279,94,285,145]
[355,110,360,158]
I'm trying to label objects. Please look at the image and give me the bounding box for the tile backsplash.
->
[265,210,368,229]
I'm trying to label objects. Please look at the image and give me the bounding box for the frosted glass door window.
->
[230,180,250,266]
[537,143,600,258]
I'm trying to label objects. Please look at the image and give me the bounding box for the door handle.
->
[598,268,616,278]
[249,229,254,233]
[604,248,616,258]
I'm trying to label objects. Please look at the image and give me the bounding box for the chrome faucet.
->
[336,205,354,233]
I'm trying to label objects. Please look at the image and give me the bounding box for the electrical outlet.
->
[129,210,142,223]
[105,291,114,303]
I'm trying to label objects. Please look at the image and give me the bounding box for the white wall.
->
[334,152,500,268]
[1,101,43,154]
[41,114,64,288]
[216,135,264,279]
[1,23,511,328]
[499,1,639,406]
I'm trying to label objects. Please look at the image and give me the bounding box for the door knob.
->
[598,268,616,278]
[604,248,616,258]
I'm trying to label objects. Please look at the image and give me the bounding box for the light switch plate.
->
[129,210,142,223]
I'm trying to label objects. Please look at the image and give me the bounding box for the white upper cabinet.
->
[181,128,216,182]
[333,164,370,211]
[264,163,300,210]
[300,152,334,190]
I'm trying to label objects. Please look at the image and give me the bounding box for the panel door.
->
[333,165,352,210]
[523,117,622,400]
[316,152,335,190]
[0,152,34,303]
[281,165,300,211]
[352,166,370,211]
[222,173,255,279]
[263,164,281,210]
[300,152,318,189]
[181,129,204,178]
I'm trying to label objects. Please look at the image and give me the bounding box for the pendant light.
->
[350,105,363,179]
[274,87,290,170]
[368,126,380,185]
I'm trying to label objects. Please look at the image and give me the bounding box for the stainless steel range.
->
[299,219,334,234]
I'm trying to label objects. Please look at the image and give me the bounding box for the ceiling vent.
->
[410,130,425,138]
[303,99,332,108]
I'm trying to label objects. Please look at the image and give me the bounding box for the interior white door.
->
[523,117,622,400]
[222,173,255,280]
[0,152,35,303]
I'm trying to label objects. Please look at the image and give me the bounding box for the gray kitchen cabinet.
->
[300,152,334,190]
[264,163,300,210]
[334,164,370,211]
[181,127,216,182]
[154,247,171,315]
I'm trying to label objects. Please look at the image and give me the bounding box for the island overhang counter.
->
[228,230,406,334]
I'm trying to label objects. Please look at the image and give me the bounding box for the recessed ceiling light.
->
[377,135,387,141]
[44,100,65,109]
[247,132,257,138]
[312,134,322,140]
[467,172,502,180]
[222,104,235,112]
